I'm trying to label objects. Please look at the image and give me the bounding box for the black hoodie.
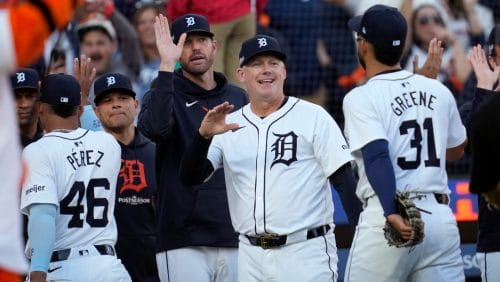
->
[138,70,248,252]
[114,129,158,281]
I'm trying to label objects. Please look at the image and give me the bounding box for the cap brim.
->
[174,30,214,43]
[94,88,136,105]
[14,86,38,90]
[348,16,363,33]
[240,50,287,67]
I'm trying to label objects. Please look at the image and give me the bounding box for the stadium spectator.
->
[403,3,471,96]
[133,2,164,100]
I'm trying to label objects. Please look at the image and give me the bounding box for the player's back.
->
[21,128,121,250]
[344,70,466,194]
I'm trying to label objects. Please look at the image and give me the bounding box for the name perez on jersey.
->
[391,90,437,116]
[66,149,105,170]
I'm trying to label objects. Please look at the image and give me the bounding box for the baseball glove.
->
[383,192,425,248]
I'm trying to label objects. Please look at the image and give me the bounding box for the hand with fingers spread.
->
[199,102,240,139]
[154,14,187,72]
[413,38,443,79]
[467,44,500,91]
[73,54,97,105]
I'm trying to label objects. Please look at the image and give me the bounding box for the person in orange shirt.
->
[0,1,82,282]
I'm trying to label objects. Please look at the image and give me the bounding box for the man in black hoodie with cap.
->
[93,73,159,282]
[138,14,248,282]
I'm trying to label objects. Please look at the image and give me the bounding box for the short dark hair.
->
[49,104,79,118]
[372,43,404,66]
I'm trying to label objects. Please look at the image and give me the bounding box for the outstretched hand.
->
[413,38,443,79]
[155,14,186,72]
[467,44,500,91]
[73,54,96,105]
[199,102,240,139]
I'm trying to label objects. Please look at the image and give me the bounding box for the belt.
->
[434,193,450,205]
[245,225,331,249]
[50,244,115,262]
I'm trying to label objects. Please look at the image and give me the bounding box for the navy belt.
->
[246,225,331,249]
[50,244,115,262]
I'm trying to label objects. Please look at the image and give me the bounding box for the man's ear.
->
[236,67,245,83]
[77,105,84,119]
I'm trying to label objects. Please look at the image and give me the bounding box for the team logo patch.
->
[106,76,116,87]
[257,37,268,48]
[16,72,26,83]
[186,16,195,27]
[270,131,298,168]
[118,159,148,193]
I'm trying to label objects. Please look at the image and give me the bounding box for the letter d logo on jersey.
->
[270,131,298,168]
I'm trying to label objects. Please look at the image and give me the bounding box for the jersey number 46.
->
[60,178,110,228]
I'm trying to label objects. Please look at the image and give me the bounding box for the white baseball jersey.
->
[207,97,353,236]
[343,70,466,201]
[21,128,121,251]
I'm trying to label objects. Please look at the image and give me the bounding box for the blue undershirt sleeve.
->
[28,203,57,272]
[361,139,397,217]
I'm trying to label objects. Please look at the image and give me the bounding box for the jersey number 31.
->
[397,118,440,170]
[60,178,110,228]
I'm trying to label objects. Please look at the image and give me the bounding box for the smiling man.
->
[179,34,361,282]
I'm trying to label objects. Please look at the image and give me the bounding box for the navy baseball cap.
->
[348,5,407,53]
[171,14,214,44]
[10,68,39,91]
[238,35,287,67]
[488,24,500,56]
[94,73,136,105]
[40,74,81,107]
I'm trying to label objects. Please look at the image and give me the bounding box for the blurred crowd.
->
[18,0,498,177]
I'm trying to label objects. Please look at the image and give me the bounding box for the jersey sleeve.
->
[314,106,353,176]
[446,93,467,148]
[207,135,224,171]
[343,88,388,152]
[20,144,59,215]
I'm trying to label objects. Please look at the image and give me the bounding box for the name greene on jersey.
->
[391,89,437,116]
[66,149,105,170]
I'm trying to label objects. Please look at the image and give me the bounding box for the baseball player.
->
[343,5,467,281]
[20,74,131,282]
[10,68,43,147]
[93,73,159,281]
[460,27,500,281]
[1,2,83,281]
[178,34,359,282]
[138,14,248,282]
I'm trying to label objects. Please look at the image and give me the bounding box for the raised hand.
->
[467,44,500,91]
[155,14,187,72]
[73,54,96,105]
[199,102,240,139]
[413,38,443,79]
